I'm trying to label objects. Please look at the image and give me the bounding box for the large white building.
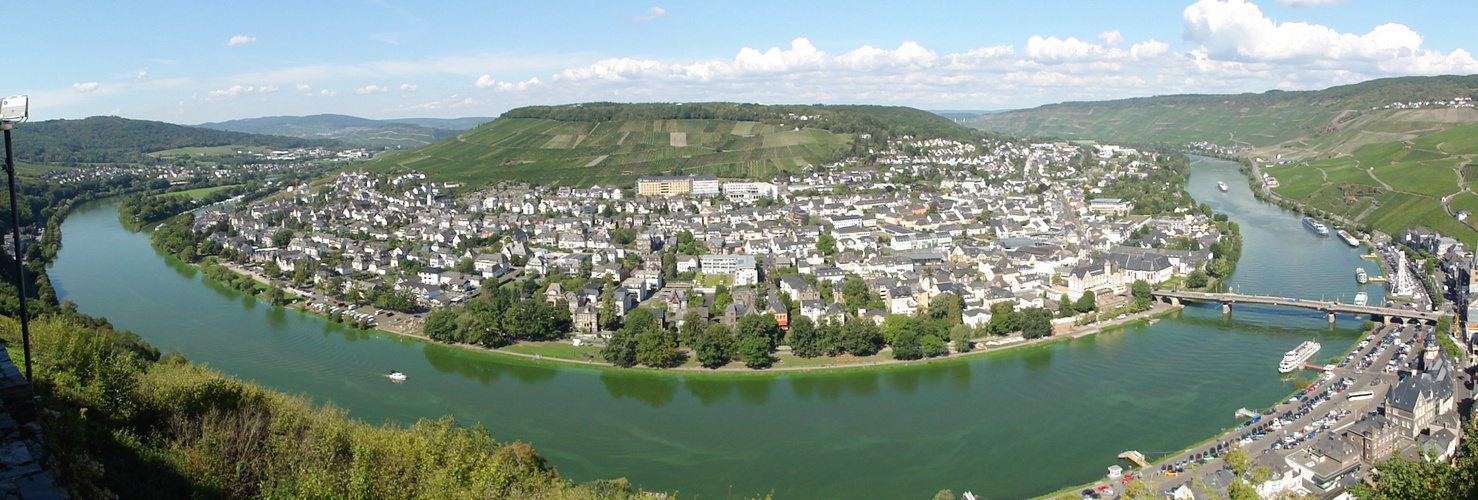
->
[721,181,778,201]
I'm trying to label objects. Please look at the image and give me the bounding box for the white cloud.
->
[403,94,479,111]
[225,35,256,47]
[206,84,273,100]
[1182,0,1477,77]
[73,82,99,92]
[320,89,337,97]
[476,75,542,91]
[400,83,418,91]
[136,71,149,81]
[1276,0,1345,8]
[631,6,667,22]
[356,85,389,94]
[1099,30,1125,46]
[296,84,312,92]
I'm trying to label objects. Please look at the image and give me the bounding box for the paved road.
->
[1075,323,1428,499]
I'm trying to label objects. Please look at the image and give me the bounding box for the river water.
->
[49,157,1385,499]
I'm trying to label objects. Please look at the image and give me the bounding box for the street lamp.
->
[1,95,31,381]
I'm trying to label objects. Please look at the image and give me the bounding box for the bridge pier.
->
[1221,303,1231,314]
[1327,312,1336,324]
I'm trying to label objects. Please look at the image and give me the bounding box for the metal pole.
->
[3,125,31,381]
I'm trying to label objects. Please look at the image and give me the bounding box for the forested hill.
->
[13,116,339,165]
[360,102,987,188]
[198,114,492,148]
[504,102,983,142]
[969,74,1478,147]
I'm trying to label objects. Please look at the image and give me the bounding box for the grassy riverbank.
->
[463,303,1184,377]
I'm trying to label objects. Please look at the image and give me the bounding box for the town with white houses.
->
[179,135,1223,339]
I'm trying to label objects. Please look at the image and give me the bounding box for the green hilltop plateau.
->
[198,114,493,148]
[970,74,1478,245]
[356,102,980,188]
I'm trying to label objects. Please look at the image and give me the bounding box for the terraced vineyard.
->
[970,75,1478,245]
[361,117,851,187]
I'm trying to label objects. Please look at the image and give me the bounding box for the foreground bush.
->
[1,315,642,499]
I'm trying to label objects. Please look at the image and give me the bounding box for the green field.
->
[359,117,852,187]
[150,145,273,157]
[14,161,71,176]
[165,184,240,200]
[695,273,734,288]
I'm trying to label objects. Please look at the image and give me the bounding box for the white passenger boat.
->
[1279,341,1321,373]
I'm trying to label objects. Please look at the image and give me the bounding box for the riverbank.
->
[144,206,1189,376]
[442,302,1184,376]
[51,155,1373,500]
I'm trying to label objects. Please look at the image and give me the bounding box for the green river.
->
[49,157,1386,499]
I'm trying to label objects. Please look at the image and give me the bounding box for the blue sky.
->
[14,0,1476,123]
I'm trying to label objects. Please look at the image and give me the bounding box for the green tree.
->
[817,233,837,255]
[949,323,974,353]
[736,314,782,346]
[841,277,871,311]
[891,327,923,360]
[1074,290,1097,313]
[455,257,476,274]
[879,314,914,345]
[738,334,776,369]
[265,284,286,306]
[927,293,964,324]
[601,329,637,367]
[599,283,620,331]
[785,315,822,358]
[424,309,459,342]
[1186,269,1209,288]
[262,261,281,278]
[919,334,947,358]
[1056,294,1075,318]
[986,302,1019,335]
[293,259,315,287]
[635,329,683,368]
[1131,279,1153,310]
[1020,307,1053,339]
[677,311,705,346]
[839,317,884,356]
[271,229,294,248]
[693,323,734,369]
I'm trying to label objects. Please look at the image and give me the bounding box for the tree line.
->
[501,102,985,143]
[423,286,572,348]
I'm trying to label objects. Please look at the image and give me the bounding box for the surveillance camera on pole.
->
[0,94,32,381]
[0,95,25,124]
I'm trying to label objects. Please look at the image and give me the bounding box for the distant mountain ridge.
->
[14,116,338,166]
[358,102,984,188]
[970,74,1478,246]
[198,114,495,148]
[969,74,1478,146]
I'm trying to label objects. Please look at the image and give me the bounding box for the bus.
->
[1347,391,1375,401]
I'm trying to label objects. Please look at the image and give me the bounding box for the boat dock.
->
[1302,363,1330,371]
[1234,408,1260,419]
[1117,450,1151,469]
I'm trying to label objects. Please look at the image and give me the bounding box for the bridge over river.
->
[1151,290,1445,325]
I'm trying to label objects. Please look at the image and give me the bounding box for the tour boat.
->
[387,370,407,382]
[1355,267,1369,284]
[1337,229,1360,247]
[1353,292,1368,306]
[1217,181,1229,192]
[1279,341,1321,373]
[1302,216,1329,236]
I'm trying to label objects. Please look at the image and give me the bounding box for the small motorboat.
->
[387,370,407,382]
